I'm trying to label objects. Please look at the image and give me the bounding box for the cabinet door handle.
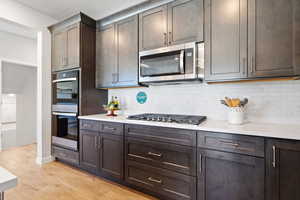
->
[112,74,115,83]
[98,137,102,149]
[242,58,246,75]
[250,56,254,73]
[94,136,98,150]
[272,145,276,168]
[148,177,162,184]
[164,33,167,45]
[168,32,172,45]
[199,154,202,174]
[148,152,162,157]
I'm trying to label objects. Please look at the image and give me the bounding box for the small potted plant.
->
[103,96,120,117]
[221,97,248,125]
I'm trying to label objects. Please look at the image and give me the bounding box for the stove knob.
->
[157,117,161,121]
[146,117,151,121]
[167,118,172,122]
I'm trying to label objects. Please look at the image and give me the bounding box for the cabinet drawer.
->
[125,124,197,147]
[197,131,265,157]
[52,146,79,165]
[126,161,196,200]
[100,122,123,135]
[126,138,196,176]
[80,120,99,132]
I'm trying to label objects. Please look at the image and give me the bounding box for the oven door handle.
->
[53,77,77,83]
[52,112,77,117]
[179,50,185,74]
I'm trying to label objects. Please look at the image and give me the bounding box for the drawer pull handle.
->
[59,152,66,157]
[104,126,116,131]
[148,152,162,157]
[219,140,240,147]
[148,177,162,184]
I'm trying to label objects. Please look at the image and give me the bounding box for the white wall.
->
[16,71,37,146]
[0,0,57,164]
[109,80,300,125]
[1,94,16,123]
[0,31,37,65]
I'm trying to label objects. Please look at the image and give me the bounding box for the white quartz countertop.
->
[0,167,17,192]
[79,114,300,141]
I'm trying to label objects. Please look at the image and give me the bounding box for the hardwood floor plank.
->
[0,144,157,200]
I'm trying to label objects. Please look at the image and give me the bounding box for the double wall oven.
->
[52,69,79,151]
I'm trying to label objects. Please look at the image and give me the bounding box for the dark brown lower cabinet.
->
[266,139,300,200]
[99,133,124,179]
[197,148,264,200]
[80,126,124,180]
[126,161,196,200]
[80,130,100,172]
[126,137,197,176]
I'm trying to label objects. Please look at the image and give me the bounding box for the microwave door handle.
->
[179,50,185,73]
[53,77,77,83]
[52,112,77,117]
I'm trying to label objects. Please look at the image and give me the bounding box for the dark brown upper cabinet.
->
[139,0,204,51]
[205,0,300,82]
[197,149,264,200]
[96,15,139,89]
[248,0,300,78]
[49,13,108,116]
[167,0,204,45]
[266,139,300,200]
[139,5,168,51]
[204,0,248,81]
[51,23,80,72]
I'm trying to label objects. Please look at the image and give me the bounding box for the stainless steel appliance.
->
[52,69,79,113]
[139,42,204,84]
[52,69,80,151]
[128,113,207,125]
[52,112,78,151]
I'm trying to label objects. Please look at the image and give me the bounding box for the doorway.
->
[0,61,37,150]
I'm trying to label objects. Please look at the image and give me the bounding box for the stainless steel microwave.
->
[139,42,204,84]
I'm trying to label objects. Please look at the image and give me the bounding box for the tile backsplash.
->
[108,80,300,124]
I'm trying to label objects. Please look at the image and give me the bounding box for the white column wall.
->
[36,30,53,164]
[0,0,57,164]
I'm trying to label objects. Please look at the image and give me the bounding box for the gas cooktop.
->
[127,113,207,125]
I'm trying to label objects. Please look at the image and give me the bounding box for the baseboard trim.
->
[36,155,55,165]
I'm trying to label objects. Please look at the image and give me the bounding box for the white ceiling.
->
[0,17,37,39]
[14,0,148,21]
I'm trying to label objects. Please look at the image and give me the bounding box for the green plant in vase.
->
[103,96,120,116]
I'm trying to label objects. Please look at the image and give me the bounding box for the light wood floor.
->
[0,144,157,200]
